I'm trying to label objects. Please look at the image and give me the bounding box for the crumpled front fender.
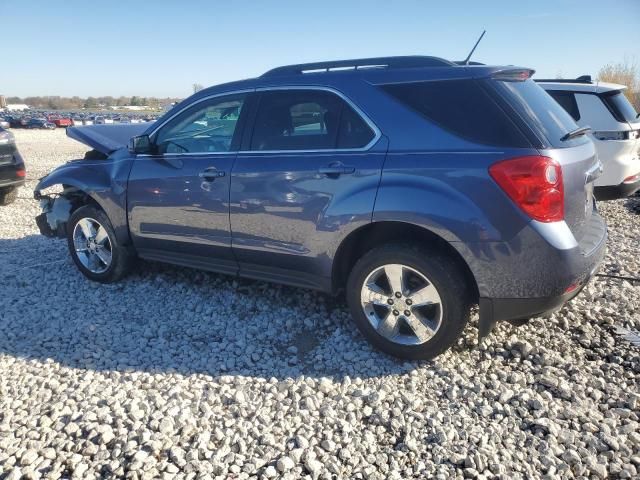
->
[34,161,114,197]
[34,155,134,244]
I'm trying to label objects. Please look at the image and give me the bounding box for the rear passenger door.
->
[230,88,386,290]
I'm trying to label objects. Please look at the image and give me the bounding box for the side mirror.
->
[128,134,152,154]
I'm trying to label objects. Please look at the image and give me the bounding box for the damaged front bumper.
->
[34,191,73,238]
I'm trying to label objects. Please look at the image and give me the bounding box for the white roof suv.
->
[537,76,640,200]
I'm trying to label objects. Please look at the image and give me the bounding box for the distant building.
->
[5,104,30,111]
[109,105,151,111]
[0,96,6,108]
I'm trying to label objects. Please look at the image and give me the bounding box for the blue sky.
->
[3,0,639,98]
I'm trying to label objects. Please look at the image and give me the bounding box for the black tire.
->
[346,244,471,360]
[0,187,18,206]
[66,205,134,283]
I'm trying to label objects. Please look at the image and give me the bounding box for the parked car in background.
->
[0,126,26,205]
[52,117,73,128]
[0,118,9,129]
[9,116,29,128]
[34,56,606,359]
[27,118,55,129]
[537,76,640,200]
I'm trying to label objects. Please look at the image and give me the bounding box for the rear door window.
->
[600,90,639,123]
[250,90,375,151]
[547,90,581,121]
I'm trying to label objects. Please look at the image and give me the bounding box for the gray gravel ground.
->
[1,129,639,480]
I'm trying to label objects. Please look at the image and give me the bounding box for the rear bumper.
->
[473,212,607,337]
[0,160,26,189]
[478,267,595,337]
[594,176,640,200]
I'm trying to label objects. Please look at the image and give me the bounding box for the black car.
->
[0,127,25,205]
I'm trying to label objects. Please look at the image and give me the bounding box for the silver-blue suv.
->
[35,56,607,359]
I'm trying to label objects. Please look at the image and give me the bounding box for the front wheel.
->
[346,244,471,360]
[66,205,133,283]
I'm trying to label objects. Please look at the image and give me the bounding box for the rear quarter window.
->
[381,79,531,148]
[491,79,586,148]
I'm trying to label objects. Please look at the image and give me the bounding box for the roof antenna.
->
[463,30,486,65]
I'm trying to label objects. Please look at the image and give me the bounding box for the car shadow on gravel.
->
[0,235,460,380]
[623,194,640,214]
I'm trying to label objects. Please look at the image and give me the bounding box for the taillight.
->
[16,169,26,178]
[489,155,564,223]
[623,174,640,184]
[0,130,14,145]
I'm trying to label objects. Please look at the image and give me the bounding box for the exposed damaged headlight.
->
[34,194,74,238]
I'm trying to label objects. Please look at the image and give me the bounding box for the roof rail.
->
[261,56,455,77]
[534,75,593,84]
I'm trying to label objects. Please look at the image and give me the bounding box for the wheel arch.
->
[35,175,130,245]
[331,221,479,302]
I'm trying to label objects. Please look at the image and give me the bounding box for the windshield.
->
[490,78,586,148]
[601,90,639,123]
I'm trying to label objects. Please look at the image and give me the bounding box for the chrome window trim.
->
[144,85,382,156]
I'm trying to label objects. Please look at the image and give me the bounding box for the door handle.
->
[199,168,226,180]
[318,163,355,176]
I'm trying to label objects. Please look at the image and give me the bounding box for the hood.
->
[66,123,151,155]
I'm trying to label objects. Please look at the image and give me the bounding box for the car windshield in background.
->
[601,90,639,123]
[491,79,585,148]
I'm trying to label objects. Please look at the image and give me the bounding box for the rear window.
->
[381,79,530,147]
[492,79,584,147]
[547,90,580,121]
[601,91,638,123]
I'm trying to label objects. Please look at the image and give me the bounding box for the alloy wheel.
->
[360,263,443,345]
[72,217,113,274]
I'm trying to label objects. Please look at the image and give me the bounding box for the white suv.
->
[537,76,640,200]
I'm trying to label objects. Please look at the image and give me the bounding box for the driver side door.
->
[127,92,252,274]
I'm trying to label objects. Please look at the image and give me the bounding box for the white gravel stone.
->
[277,455,295,472]
[0,129,639,478]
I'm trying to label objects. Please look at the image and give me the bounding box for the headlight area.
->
[34,187,79,238]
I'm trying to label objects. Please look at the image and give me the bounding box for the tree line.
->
[4,95,182,110]
[597,58,639,110]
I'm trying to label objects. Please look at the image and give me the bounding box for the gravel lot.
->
[1,129,639,480]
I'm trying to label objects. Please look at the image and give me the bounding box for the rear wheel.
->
[0,187,18,206]
[346,244,471,360]
[66,205,133,283]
